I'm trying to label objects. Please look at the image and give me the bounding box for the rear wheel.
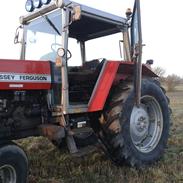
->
[99,79,170,167]
[0,143,28,183]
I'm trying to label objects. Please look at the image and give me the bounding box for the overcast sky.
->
[0,0,182,76]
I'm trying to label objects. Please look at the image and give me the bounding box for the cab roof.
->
[70,2,127,41]
[21,0,127,41]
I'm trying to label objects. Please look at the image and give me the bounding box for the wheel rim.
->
[130,95,163,153]
[0,165,16,183]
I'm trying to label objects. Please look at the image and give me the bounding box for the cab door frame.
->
[131,0,143,107]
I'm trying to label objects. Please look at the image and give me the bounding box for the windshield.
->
[25,10,62,61]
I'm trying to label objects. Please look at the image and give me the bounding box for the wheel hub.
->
[130,106,149,144]
[130,95,163,153]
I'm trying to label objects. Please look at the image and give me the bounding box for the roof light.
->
[72,6,81,21]
[126,8,132,18]
[55,0,64,8]
[33,0,42,8]
[41,0,52,5]
[25,0,34,12]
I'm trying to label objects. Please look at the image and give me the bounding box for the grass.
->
[17,85,183,183]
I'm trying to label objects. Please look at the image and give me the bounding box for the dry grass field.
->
[17,84,183,183]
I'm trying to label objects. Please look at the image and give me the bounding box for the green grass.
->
[17,85,183,183]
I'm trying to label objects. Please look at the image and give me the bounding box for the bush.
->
[165,74,181,91]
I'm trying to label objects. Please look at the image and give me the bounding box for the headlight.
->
[33,0,42,8]
[25,0,34,12]
[41,0,52,5]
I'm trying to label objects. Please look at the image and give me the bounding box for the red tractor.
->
[0,0,170,182]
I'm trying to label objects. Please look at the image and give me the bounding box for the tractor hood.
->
[0,59,51,90]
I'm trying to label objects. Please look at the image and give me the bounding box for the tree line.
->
[153,67,182,91]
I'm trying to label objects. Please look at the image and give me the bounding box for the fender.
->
[88,61,120,112]
[88,61,157,112]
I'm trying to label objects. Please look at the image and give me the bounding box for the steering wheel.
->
[51,43,62,52]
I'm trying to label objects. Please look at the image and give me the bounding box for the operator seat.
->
[68,59,105,83]
[68,59,106,103]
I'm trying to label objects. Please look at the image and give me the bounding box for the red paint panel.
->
[88,61,120,112]
[0,59,50,74]
[0,59,51,90]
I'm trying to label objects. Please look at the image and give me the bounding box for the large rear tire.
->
[99,79,170,168]
[0,143,28,183]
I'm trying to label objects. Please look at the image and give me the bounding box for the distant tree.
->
[153,67,166,82]
[165,74,181,91]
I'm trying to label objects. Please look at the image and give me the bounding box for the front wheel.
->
[0,143,28,183]
[99,79,170,168]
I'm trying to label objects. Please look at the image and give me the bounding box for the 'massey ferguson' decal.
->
[0,73,51,83]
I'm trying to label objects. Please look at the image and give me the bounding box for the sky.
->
[0,0,182,76]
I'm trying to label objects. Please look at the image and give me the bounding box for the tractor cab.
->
[21,0,128,62]
[19,0,132,113]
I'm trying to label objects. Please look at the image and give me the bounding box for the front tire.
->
[0,143,28,183]
[100,79,170,168]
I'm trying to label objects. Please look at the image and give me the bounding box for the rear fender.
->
[88,61,120,112]
[117,61,157,78]
[88,61,157,112]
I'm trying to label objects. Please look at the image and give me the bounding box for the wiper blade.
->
[42,14,61,36]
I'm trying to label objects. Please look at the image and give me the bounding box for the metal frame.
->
[80,41,86,65]
[61,8,70,114]
[133,0,143,107]
[20,25,27,60]
[123,26,131,61]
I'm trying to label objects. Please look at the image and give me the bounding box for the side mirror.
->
[14,25,23,44]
